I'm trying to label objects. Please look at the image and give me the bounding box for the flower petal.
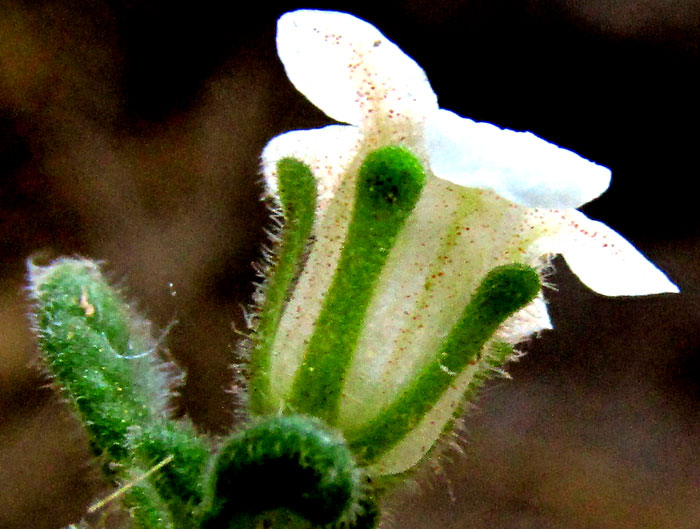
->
[261,124,362,205]
[277,10,438,128]
[424,109,612,209]
[526,209,679,296]
[497,294,553,345]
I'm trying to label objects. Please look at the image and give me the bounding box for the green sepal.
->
[249,158,317,414]
[346,263,540,463]
[460,341,516,407]
[374,341,518,490]
[288,145,426,422]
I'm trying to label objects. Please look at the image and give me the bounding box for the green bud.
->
[29,258,210,528]
[29,258,163,461]
[200,415,377,529]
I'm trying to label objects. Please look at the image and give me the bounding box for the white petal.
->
[527,209,679,296]
[277,10,438,127]
[530,294,554,331]
[516,294,553,334]
[495,293,552,345]
[261,124,362,204]
[425,109,611,209]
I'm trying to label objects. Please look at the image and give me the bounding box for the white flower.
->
[265,9,677,297]
[260,9,678,475]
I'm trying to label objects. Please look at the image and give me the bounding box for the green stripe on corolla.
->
[287,145,426,422]
[249,158,317,414]
[345,263,540,463]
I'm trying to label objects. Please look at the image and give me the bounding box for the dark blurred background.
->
[1,1,698,528]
